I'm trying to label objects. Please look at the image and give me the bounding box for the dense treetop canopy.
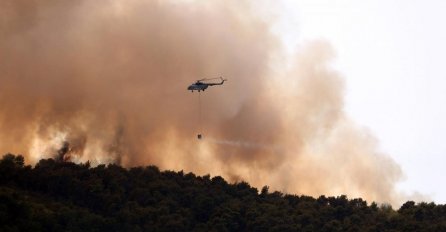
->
[0,154,445,232]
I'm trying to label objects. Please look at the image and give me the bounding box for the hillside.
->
[0,154,445,232]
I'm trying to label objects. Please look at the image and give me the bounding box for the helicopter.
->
[187,77,227,92]
[188,76,227,139]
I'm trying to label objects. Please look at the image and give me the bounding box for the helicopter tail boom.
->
[207,77,227,86]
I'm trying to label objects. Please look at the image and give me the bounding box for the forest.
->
[1,153,445,232]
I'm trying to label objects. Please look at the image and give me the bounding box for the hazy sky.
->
[272,0,446,203]
[2,0,444,205]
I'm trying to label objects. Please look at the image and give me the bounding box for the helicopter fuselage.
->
[187,82,209,92]
[187,77,226,92]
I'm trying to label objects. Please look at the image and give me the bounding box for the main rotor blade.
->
[197,77,222,81]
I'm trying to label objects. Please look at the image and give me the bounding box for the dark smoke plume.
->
[0,0,407,205]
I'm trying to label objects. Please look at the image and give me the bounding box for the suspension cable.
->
[198,91,202,138]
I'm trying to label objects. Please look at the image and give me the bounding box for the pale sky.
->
[272,0,446,203]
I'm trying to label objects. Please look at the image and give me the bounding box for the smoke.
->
[0,0,407,205]
[204,137,283,153]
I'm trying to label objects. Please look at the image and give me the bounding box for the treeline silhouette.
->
[0,154,445,232]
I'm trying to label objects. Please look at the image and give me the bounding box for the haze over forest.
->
[0,0,421,206]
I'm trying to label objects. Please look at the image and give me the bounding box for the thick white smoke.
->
[0,0,410,205]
